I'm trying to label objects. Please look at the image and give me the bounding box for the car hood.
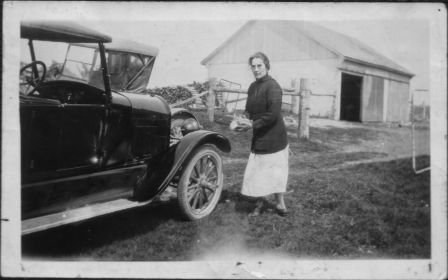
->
[118,91,171,116]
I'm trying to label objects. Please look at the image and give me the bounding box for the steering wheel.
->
[20,61,47,95]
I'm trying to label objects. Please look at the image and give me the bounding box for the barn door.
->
[362,76,384,122]
[340,73,363,122]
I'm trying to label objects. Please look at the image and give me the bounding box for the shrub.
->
[144,81,210,108]
[188,81,209,93]
[144,86,193,105]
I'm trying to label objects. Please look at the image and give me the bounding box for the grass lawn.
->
[22,111,431,260]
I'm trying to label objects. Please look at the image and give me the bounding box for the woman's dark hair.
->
[248,52,270,70]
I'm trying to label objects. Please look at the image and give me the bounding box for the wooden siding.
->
[207,63,254,89]
[383,79,389,122]
[208,21,337,65]
[267,21,337,61]
[273,59,339,118]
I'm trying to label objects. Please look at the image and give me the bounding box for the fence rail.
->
[171,82,335,109]
[170,78,323,140]
[214,87,297,95]
[310,93,336,97]
[170,90,208,108]
[224,97,248,105]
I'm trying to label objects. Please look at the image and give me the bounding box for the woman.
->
[241,52,289,217]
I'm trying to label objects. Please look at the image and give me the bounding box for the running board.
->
[22,198,153,235]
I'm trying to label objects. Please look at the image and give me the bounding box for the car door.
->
[22,88,123,219]
[54,89,143,213]
[21,96,64,219]
[58,103,105,171]
[21,97,107,219]
[53,91,131,210]
[21,97,62,183]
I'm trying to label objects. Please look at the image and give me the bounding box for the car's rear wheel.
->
[177,145,223,220]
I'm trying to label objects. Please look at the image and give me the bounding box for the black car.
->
[20,21,230,235]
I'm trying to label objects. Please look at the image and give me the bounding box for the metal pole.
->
[98,42,112,104]
[411,90,430,174]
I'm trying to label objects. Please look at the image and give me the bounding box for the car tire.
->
[177,144,223,220]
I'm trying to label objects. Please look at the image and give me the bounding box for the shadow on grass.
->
[220,189,259,215]
[22,200,186,259]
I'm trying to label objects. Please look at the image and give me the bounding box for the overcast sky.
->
[12,2,442,93]
[85,19,430,92]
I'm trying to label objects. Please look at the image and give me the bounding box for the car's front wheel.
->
[177,144,223,220]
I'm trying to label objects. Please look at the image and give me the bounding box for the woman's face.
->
[250,57,267,80]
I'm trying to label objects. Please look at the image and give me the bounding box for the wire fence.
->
[410,89,430,174]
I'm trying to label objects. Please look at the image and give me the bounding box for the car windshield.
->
[20,40,154,92]
[20,40,105,89]
[60,44,101,84]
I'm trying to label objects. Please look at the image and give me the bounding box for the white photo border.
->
[2,2,446,279]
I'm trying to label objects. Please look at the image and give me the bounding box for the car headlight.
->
[182,118,200,132]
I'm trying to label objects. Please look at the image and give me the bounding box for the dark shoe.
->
[248,207,261,217]
[275,206,289,217]
[248,200,263,217]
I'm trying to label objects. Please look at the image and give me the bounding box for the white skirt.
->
[241,145,289,197]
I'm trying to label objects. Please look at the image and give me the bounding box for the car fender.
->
[171,107,196,119]
[171,108,200,128]
[134,130,230,200]
[172,129,231,163]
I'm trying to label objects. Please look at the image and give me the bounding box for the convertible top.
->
[105,39,159,57]
[75,39,159,57]
[21,21,112,43]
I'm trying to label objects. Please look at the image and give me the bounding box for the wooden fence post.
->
[291,78,300,115]
[298,78,310,139]
[208,78,217,122]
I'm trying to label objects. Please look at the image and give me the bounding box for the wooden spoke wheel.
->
[177,145,223,220]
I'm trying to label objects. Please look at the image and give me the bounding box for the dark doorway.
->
[340,73,363,122]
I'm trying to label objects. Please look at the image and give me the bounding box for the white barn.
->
[201,20,414,122]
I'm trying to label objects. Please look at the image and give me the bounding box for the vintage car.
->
[20,21,230,235]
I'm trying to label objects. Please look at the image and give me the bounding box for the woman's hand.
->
[230,115,252,131]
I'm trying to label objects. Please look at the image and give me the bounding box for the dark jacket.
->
[245,75,288,154]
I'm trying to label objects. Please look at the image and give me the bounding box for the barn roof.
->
[201,20,413,77]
